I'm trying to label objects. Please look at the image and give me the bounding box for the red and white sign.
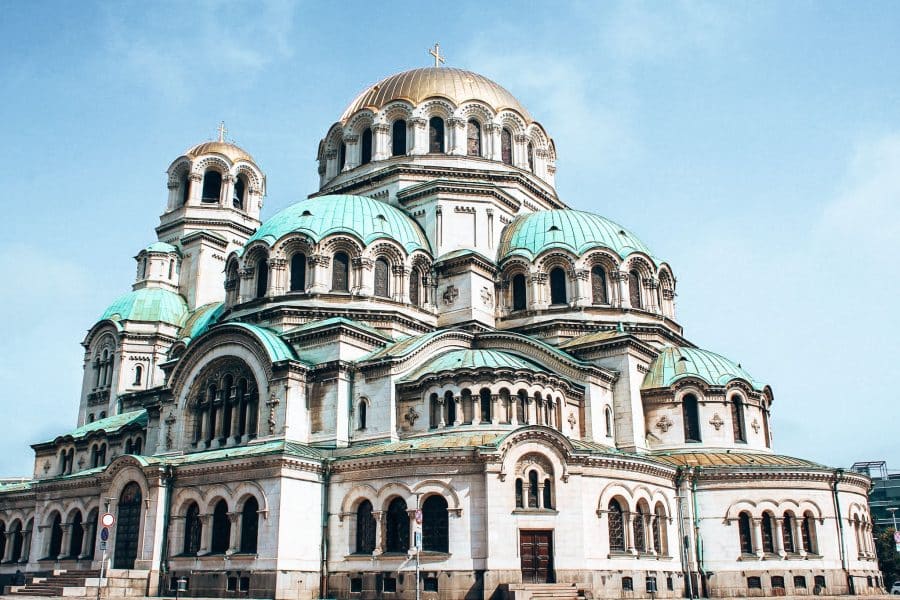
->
[415,509,423,525]
[101,513,115,528]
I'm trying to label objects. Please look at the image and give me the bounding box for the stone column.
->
[58,523,71,560]
[646,278,660,313]
[491,395,501,425]
[526,397,536,425]
[793,518,807,557]
[773,518,786,557]
[344,135,360,171]
[437,398,446,429]
[511,399,520,426]
[472,395,481,425]
[394,265,410,304]
[625,513,636,555]
[410,118,428,155]
[20,527,32,564]
[407,510,418,550]
[221,173,234,207]
[372,124,390,161]
[574,269,591,307]
[616,271,631,309]
[453,396,462,426]
[448,118,466,155]
[353,257,373,296]
[268,257,286,297]
[3,531,14,562]
[324,149,338,180]
[309,254,329,293]
[188,172,203,204]
[487,124,502,161]
[513,134,529,169]
[199,515,212,555]
[228,513,241,554]
[647,516,657,555]
[237,267,254,304]
[373,511,384,555]
[80,520,97,559]
[752,518,764,558]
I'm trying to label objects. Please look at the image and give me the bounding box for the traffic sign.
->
[893,531,900,544]
[101,513,115,528]
[415,509,422,525]
[100,527,109,541]
[100,541,107,551]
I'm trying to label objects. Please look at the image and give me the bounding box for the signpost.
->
[414,501,422,600]
[97,514,114,600]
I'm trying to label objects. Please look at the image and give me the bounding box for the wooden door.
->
[113,483,142,569]
[520,530,554,584]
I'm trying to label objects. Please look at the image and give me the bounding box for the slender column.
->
[372,124,390,161]
[437,398,446,429]
[268,257,286,296]
[448,118,466,155]
[526,397,536,425]
[344,135,360,170]
[616,271,631,309]
[3,532,14,562]
[20,528,32,564]
[773,518,786,557]
[511,399,519,426]
[230,399,241,441]
[625,513,637,555]
[407,511,417,549]
[188,172,202,204]
[472,396,481,425]
[752,518,764,558]
[199,515,212,555]
[647,516,657,555]
[487,124,502,161]
[228,513,241,554]
[373,511,384,556]
[453,396,462,426]
[410,118,427,155]
[80,521,96,559]
[491,395,501,425]
[793,518,807,557]
[58,523,71,560]
[309,254,329,293]
[221,173,234,207]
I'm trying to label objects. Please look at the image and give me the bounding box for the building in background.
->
[852,462,900,529]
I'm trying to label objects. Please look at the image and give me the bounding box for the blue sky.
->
[0,1,898,475]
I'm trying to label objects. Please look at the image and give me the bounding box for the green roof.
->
[223,323,297,363]
[245,195,431,254]
[361,330,444,362]
[651,450,823,469]
[100,288,189,326]
[498,209,655,262]
[642,346,765,391]
[143,241,179,254]
[400,348,547,382]
[286,317,389,340]
[180,302,225,341]
[65,410,148,441]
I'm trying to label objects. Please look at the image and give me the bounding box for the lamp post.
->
[887,507,898,532]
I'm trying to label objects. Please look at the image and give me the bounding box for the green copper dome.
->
[498,209,655,262]
[143,241,179,254]
[400,348,547,382]
[245,195,431,254]
[100,288,189,326]
[642,346,764,391]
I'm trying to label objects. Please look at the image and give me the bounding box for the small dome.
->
[245,195,431,254]
[185,140,254,164]
[143,241,179,254]
[100,288,189,326]
[341,67,533,122]
[400,348,546,382]
[498,209,655,262]
[642,346,764,391]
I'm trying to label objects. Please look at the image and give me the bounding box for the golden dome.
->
[185,141,254,164]
[341,67,533,122]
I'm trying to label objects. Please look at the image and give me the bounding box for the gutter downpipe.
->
[832,468,852,594]
[691,468,707,597]
[675,467,694,599]
[319,460,332,599]
[157,465,175,596]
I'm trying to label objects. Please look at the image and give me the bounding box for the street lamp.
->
[887,507,898,532]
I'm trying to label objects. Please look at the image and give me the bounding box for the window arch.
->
[210,500,230,554]
[361,128,373,165]
[338,142,347,171]
[549,267,567,305]
[47,513,63,558]
[290,253,306,292]
[429,393,440,429]
[542,478,553,510]
[783,513,796,553]
[512,273,527,311]
[445,390,456,425]
[628,270,642,308]
[355,500,376,554]
[133,364,143,386]
[738,511,753,554]
[178,171,190,206]
[761,512,775,554]
[385,497,409,553]
[608,499,626,552]
[605,406,614,438]
[10,520,24,562]
[527,470,539,509]
[422,495,449,552]
[183,502,202,555]
[591,265,608,304]
[801,512,816,553]
[357,400,367,430]
[240,497,259,554]
[731,396,747,443]
[467,119,482,156]
[479,387,491,423]
[392,120,407,156]
[255,257,268,298]
[409,267,422,306]
[516,389,527,423]
[429,117,445,153]
[633,503,647,553]
[201,170,222,203]
[683,394,702,442]
[515,478,524,509]
[501,128,513,165]
[233,174,247,209]
[653,503,668,555]
[332,252,350,292]
[374,258,390,298]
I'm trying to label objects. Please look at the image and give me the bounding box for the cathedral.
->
[0,58,884,600]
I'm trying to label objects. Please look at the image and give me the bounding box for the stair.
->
[511,582,585,600]
[9,569,100,597]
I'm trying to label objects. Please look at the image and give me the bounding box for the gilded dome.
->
[185,141,255,164]
[341,67,533,122]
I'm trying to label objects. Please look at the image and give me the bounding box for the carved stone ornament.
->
[568,412,577,430]
[266,392,280,435]
[164,413,177,450]
[751,419,761,433]
[442,285,459,305]
[480,286,493,306]
[709,413,724,431]
[42,459,51,473]
[77,456,85,469]
[656,415,674,433]
[404,406,420,427]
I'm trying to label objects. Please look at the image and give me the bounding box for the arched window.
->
[654,503,668,555]
[168,259,175,280]
[233,174,247,209]
[480,388,491,423]
[605,406,614,437]
[445,391,456,425]
[338,142,347,171]
[239,497,259,554]
[501,128,513,165]
[467,119,482,156]
[48,513,63,558]
[761,512,775,554]
[542,478,553,509]
[255,257,268,298]
[801,513,816,553]
[290,253,306,292]
[429,393,440,429]
[515,478,524,509]
[629,270,642,308]
[392,120,407,156]
[731,396,746,443]
[783,514,796,553]
[460,389,473,424]
[591,265,608,304]
[124,439,133,455]
[201,170,222,203]
[133,364,143,386]
[429,117,445,153]
[517,390,527,423]
[374,258,390,298]
[422,495,449,552]
[10,521,23,562]
[527,470,539,508]
[549,267,567,305]
[512,273,527,311]
[355,500,376,554]
[409,268,421,306]
[357,400,367,430]
[634,504,647,553]
[762,406,771,447]
[361,128,373,165]
[608,500,625,552]
[500,389,511,423]
[210,500,230,554]
[133,437,142,455]
[332,252,350,292]
[385,498,409,553]
[183,502,201,555]
[738,511,753,554]
[179,172,190,206]
[68,512,84,558]
[527,142,535,171]
[683,394,701,442]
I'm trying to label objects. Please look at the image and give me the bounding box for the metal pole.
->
[415,494,421,600]
[888,507,898,531]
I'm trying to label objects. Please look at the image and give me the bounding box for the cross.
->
[217,121,227,142]
[429,42,445,68]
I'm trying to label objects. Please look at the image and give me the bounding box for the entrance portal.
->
[520,530,554,584]
[113,482,142,569]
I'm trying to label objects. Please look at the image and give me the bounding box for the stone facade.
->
[0,65,884,600]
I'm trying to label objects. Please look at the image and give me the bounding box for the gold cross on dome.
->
[217,121,227,142]
[429,42,445,68]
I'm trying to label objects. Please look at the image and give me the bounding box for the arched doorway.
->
[113,482,142,569]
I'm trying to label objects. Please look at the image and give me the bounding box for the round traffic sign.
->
[894,530,900,544]
[101,512,115,528]
[100,527,109,541]
[415,509,422,525]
